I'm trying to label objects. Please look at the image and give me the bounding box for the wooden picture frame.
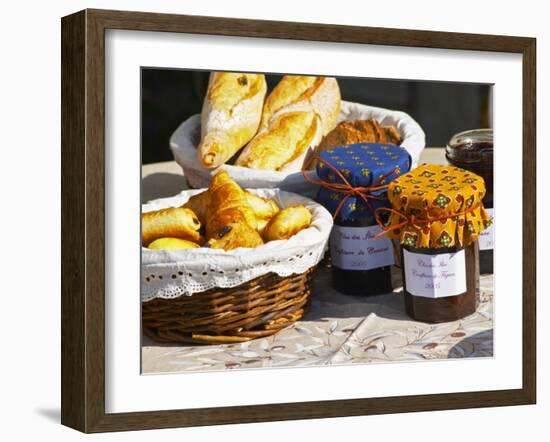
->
[61,8,536,433]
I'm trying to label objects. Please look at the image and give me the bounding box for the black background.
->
[141,69,491,165]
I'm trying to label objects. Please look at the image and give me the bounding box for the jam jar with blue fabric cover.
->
[315,143,411,296]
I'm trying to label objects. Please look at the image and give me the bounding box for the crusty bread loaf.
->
[198,72,267,168]
[317,119,402,152]
[236,111,322,171]
[259,76,340,136]
[236,76,340,171]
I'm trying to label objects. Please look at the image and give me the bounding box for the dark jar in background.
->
[401,242,479,323]
[446,129,494,274]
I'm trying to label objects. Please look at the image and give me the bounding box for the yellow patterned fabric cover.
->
[385,164,491,248]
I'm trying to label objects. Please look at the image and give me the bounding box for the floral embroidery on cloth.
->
[386,164,491,248]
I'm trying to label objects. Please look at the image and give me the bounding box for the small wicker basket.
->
[142,268,315,344]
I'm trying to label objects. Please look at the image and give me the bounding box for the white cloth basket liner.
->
[141,188,333,302]
[170,100,425,196]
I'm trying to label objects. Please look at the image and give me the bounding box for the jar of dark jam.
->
[314,142,411,297]
[385,164,490,323]
[330,213,394,296]
[401,242,479,323]
[446,129,494,274]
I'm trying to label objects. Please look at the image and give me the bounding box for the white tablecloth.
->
[141,149,492,374]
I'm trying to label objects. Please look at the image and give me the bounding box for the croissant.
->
[206,221,264,250]
[185,182,279,233]
[182,190,210,225]
[198,72,267,168]
[263,206,312,241]
[142,207,201,246]
[147,237,200,250]
[236,76,340,171]
[205,170,259,246]
[244,191,280,234]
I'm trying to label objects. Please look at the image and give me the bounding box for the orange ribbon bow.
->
[303,156,393,220]
[373,203,483,239]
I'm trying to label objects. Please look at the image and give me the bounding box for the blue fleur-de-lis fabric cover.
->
[315,143,411,222]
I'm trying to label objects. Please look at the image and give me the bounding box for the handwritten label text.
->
[330,225,394,270]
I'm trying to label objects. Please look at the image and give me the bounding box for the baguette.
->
[259,76,340,135]
[236,111,322,171]
[198,72,267,168]
[236,76,340,171]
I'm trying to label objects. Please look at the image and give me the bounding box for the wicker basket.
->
[142,268,315,344]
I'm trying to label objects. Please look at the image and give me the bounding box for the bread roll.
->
[236,75,340,171]
[147,237,200,250]
[263,206,312,241]
[142,207,201,246]
[318,119,402,153]
[198,72,267,168]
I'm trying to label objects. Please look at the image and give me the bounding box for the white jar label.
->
[478,208,494,251]
[403,249,466,298]
[330,225,395,270]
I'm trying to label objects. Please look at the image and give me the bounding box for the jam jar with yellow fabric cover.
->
[382,164,491,322]
[314,143,411,296]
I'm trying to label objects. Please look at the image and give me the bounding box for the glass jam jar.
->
[330,213,394,296]
[384,164,491,323]
[314,142,411,297]
[401,242,479,323]
[446,129,494,274]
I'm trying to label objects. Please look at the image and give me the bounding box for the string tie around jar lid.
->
[372,203,483,239]
[303,156,392,220]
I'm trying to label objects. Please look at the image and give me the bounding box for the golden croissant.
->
[181,190,210,226]
[206,221,264,250]
[205,170,257,236]
[243,190,280,234]
[201,170,264,250]
[183,188,279,232]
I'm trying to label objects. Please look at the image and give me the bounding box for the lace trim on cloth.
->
[141,189,333,302]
